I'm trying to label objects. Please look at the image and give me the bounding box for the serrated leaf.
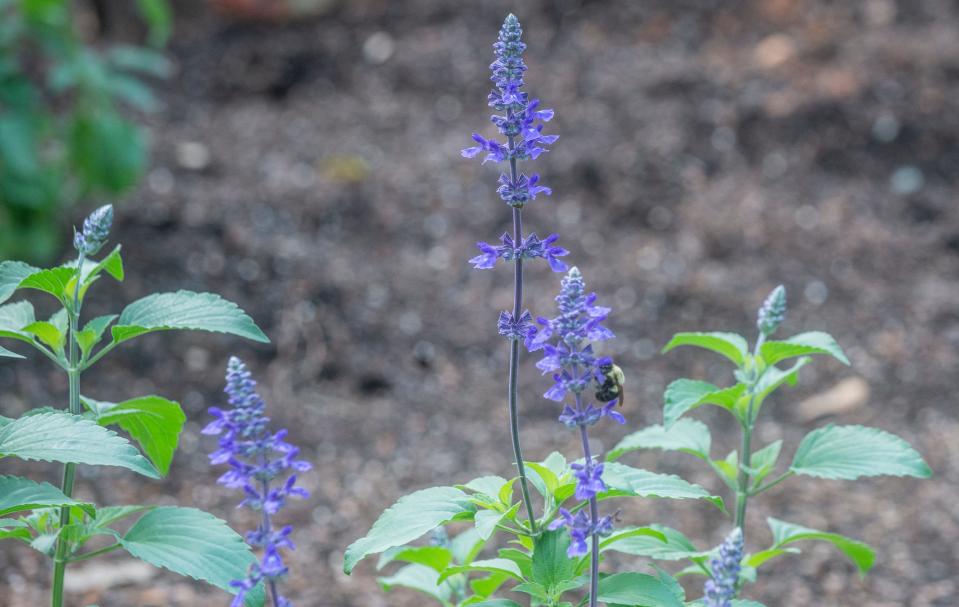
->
[0,261,40,305]
[439,557,524,584]
[751,358,808,413]
[0,412,159,478]
[85,396,186,476]
[601,462,724,510]
[120,506,257,591]
[663,379,745,428]
[790,424,931,480]
[112,290,269,344]
[609,418,711,461]
[526,461,560,497]
[531,529,576,595]
[597,572,684,607]
[0,518,32,542]
[343,487,476,574]
[0,476,95,518]
[760,331,849,366]
[601,524,703,560]
[18,267,74,303]
[451,526,485,566]
[461,475,509,504]
[767,517,875,576]
[469,571,512,599]
[21,321,64,351]
[378,563,453,603]
[662,332,749,366]
[475,503,520,541]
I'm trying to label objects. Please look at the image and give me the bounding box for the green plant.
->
[0,205,270,607]
[0,0,172,261]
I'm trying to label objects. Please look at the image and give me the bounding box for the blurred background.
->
[1,0,957,605]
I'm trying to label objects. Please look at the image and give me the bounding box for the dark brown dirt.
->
[2,0,957,605]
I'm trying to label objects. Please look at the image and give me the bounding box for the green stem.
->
[734,398,755,531]
[51,254,84,607]
[68,543,121,563]
[750,470,795,496]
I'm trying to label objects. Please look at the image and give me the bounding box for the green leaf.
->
[0,476,95,518]
[745,440,782,488]
[531,529,577,596]
[663,379,745,428]
[439,558,524,583]
[743,547,800,569]
[662,332,749,366]
[77,314,118,356]
[344,487,476,574]
[0,518,32,542]
[0,261,39,305]
[601,524,703,560]
[767,517,875,576]
[609,418,711,461]
[376,545,452,573]
[760,331,850,366]
[467,601,522,607]
[450,527,485,566]
[461,475,509,506]
[21,320,64,352]
[81,245,124,284]
[601,462,724,510]
[85,396,186,476]
[526,461,561,497]
[597,572,684,607]
[790,424,932,481]
[18,267,74,304]
[379,563,453,603]
[0,344,24,359]
[596,526,667,552]
[0,301,36,344]
[112,290,269,344]
[474,503,519,541]
[752,358,809,413]
[0,412,159,478]
[120,506,257,591]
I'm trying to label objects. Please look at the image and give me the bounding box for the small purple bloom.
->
[571,460,606,500]
[207,357,309,607]
[548,508,615,557]
[498,310,535,341]
[470,232,569,272]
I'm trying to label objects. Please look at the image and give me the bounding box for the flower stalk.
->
[463,14,564,535]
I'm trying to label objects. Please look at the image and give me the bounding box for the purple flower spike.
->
[207,357,309,607]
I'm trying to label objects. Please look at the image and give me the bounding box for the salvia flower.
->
[205,356,310,607]
[535,267,623,557]
[757,285,787,336]
[703,527,744,607]
[497,310,535,341]
[548,508,615,557]
[470,232,569,272]
[73,204,114,256]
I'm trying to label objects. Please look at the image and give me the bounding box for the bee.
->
[595,362,625,408]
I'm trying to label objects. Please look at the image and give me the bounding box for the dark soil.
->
[2,0,957,605]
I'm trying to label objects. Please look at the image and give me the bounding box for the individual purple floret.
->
[571,460,606,500]
[548,508,615,558]
[703,527,744,607]
[73,204,114,256]
[470,233,569,272]
[204,356,310,607]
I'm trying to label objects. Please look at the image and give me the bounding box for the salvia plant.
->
[0,205,275,606]
[344,13,932,607]
[609,285,932,605]
[205,356,310,607]
[344,15,723,607]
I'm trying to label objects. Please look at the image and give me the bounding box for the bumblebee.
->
[595,362,625,407]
